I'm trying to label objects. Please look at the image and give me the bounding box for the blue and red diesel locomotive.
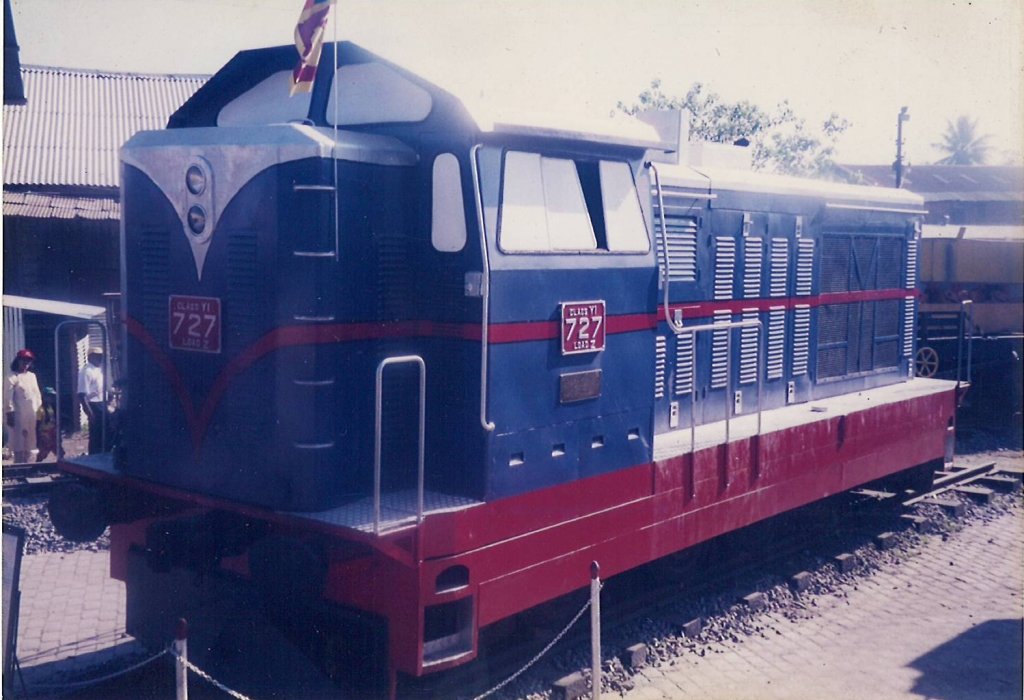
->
[51,42,956,683]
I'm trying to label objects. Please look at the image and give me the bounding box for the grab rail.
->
[470,144,496,432]
[956,299,974,390]
[672,318,764,459]
[373,355,426,534]
[649,162,686,336]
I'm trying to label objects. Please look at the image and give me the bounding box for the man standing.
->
[77,347,106,454]
[5,349,43,463]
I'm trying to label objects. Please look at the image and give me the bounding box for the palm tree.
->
[932,115,992,165]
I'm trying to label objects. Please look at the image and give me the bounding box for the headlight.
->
[186,165,206,195]
[187,206,207,235]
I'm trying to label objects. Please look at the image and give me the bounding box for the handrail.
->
[373,355,426,535]
[673,318,764,458]
[54,320,110,460]
[649,162,685,335]
[956,299,974,389]
[470,144,496,432]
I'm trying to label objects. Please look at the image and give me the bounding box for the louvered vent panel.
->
[769,238,789,297]
[792,305,811,376]
[711,310,731,388]
[674,332,694,396]
[743,237,763,298]
[140,229,169,331]
[714,237,736,300]
[654,214,698,282]
[906,239,918,289]
[767,306,786,379]
[796,238,814,296]
[655,335,668,399]
[739,310,759,385]
[903,298,915,357]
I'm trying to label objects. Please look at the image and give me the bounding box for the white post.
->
[173,618,188,700]
[590,561,601,700]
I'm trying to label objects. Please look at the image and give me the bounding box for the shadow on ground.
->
[909,618,1023,700]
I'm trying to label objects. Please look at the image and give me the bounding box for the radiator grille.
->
[767,306,786,380]
[817,303,849,379]
[711,310,731,388]
[903,297,915,357]
[792,305,810,376]
[654,214,698,282]
[654,335,667,399]
[743,237,763,298]
[674,332,694,396]
[877,237,902,289]
[714,237,736,300]
[739,310,759,385]
[769,238,789,297]
[906,239,918,289]
[796,238,814,296]
[821,236,849,292]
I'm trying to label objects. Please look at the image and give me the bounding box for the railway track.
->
[405,461,1022,699]
[2,461,71,498]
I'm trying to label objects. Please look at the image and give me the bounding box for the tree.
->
[617,80,850,178]
[932,115,992,165]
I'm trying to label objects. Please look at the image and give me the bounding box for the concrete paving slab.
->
[625,504,1024,700]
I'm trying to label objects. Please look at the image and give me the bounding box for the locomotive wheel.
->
[48,482,108,542]
[915,346,940,378]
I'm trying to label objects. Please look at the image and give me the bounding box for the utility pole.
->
[893,106,910,188]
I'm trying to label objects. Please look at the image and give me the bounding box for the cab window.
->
[498,151,649,254]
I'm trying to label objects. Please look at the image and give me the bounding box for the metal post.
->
[590,561,601,700]
[173,618,188,700]
[894,106,910,188]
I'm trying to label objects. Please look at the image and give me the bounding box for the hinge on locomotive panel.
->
[795,215,803,238]
[742,212,752,237]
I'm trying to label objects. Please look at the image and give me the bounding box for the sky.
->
[9,0,1024,166]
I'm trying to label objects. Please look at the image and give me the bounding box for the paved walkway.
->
[14,551,144,687]
[626,503,1024,700]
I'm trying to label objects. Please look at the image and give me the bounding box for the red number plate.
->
[560,300,606,355]
[169,295,222,354]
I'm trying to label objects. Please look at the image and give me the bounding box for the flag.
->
[291,0,335,96]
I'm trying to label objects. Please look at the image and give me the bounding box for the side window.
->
[498,151,647,253]
[431,153,467,252]
[500,152,595,252]
[599,161,649,252]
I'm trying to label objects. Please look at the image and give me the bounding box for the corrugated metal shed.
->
[3,65,207,188]
[2,191,119,220]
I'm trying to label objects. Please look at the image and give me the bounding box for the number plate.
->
[560,300,606,355]
[169,295,222,354]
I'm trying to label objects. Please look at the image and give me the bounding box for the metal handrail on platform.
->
[373,355,426,535]
[956,299,974,390]
[678,319,765,458]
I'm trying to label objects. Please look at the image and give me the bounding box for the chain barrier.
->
[169,649,254,700]
[474,582,602,700]
[23,647,169,692]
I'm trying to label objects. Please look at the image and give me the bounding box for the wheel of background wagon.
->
[915,345,940,378]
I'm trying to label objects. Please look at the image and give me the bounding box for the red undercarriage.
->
[102,386,953,677]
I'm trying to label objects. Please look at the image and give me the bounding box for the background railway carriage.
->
[49,41,958,688]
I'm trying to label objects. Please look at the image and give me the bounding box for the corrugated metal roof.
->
[3,65,207,188]
[2,191,119,220]
[841,164,1024,200]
